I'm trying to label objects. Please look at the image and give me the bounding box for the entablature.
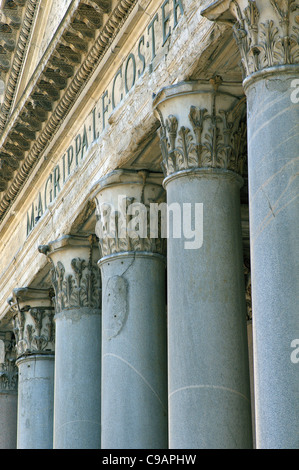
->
[0,0,133,212]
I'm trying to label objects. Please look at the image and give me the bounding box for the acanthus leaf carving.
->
[230,0,299,77]
[189,105,207,166]
[50,255,101,314]
[13,306,55,358]
[158,93,247,177]
[96,196,166,258]
[0,333,18,392]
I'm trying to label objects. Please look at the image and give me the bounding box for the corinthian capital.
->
[202,0,299,78]
[153,79,247,178]
[38,235,101,314]
[0,332,18,392]
[93,170,166,258]
[8,288,55,359]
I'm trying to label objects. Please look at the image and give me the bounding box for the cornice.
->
[0,0,137,222]
[0,0,39,132]
[0,1,31,100]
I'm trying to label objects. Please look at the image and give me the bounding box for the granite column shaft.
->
[39,235,102,449]
[94,170,168,449]
[154,80,253,448]
[201,0,299,448]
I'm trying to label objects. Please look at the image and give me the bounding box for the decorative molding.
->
[156,78,247,177]
[0,0,39,131]
[0,0,137,220]
[0,1,29,85]
[0,332,18,392]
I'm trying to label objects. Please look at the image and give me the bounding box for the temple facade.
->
[0,0,298,449]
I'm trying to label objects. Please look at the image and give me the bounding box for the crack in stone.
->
[261,187,276,219]
[168,384,250,402]
[103,352,167,413]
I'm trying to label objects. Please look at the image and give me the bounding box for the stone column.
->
[0,332,18,449]
[39,235,101,449]
[201,0,299,449]
[94,170,168,449]
[8,288,55,449]
[153,79,252,449]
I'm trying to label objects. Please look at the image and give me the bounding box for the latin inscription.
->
[26,0,184,236]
